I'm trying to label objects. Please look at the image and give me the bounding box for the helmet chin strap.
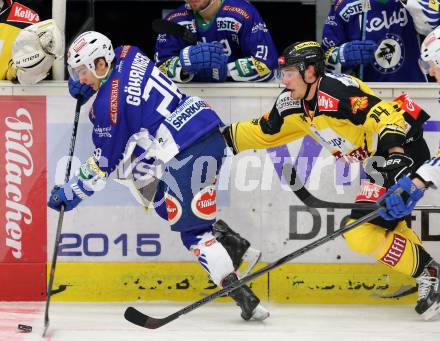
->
[186,0,217,13]
[303,83,312,100]
[199,0,217,14]
[300,72,318,100]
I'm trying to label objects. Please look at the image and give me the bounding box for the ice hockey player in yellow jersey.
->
[222,40,440,320]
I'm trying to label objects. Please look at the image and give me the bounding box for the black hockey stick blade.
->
[152,18,198,45]
[125,307,176,329]
[373,285,418,299]
[124,209,381,329]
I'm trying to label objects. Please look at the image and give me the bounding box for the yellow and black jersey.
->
[0,2,39,80]
[227,73,429,163]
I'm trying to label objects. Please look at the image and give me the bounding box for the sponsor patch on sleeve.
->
[349,96,368,114]
[355,180,386,202]
[109,79,120,124]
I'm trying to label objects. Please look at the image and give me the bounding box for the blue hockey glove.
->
[179,42,228,74]
[68,77,95,103]
[339,40,377,68]
[378,176,424,220]
[194,63,228,82]
[48,176,94,212]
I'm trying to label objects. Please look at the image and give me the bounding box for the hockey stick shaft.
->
[359,0,370,80]
[43,99,82,337]
[124,208,381,329]
[152,18,197,45]
[283,163,440,211]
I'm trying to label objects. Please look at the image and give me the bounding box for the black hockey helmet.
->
[278,41,325,77]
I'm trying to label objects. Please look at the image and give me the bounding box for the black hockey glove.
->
[222,125,238,155]
[381,152,415,188]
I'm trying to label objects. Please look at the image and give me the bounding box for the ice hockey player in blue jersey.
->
[47,31,269,321]
[322,0,440,82]
[155,0,278,82]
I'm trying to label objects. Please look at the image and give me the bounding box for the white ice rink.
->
[2,302,440,341]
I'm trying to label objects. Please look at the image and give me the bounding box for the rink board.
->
[49,262,416,304]
[0,82,439,302]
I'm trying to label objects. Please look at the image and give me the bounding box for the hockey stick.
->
[283,162,440,211]
[359,0,371,80]
[43,98,82,337]
[152,18,197,45]
[373,284,417,299]
[124,208,381,329]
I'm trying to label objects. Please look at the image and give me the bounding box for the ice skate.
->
[223,273,269,321]
[213,220,262,278]
[415,260,440,320]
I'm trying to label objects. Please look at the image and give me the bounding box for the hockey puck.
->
[17,324,32,333]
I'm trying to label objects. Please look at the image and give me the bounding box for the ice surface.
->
[1,301,440,341]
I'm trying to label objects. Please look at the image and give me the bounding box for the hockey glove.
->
[221,125,238,155]
[48,176,94,212]
[159,56,194,83]
[378,176,424,220]
[179,42,228,74]
[228,57,272,82]
[194,63,228,82]
[339,40,377,68]
[380,152,415,188]
[68,77,95,104]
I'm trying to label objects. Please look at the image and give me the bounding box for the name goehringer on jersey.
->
[124,52,150,106]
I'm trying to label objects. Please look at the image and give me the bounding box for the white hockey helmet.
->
[67,31,115,81]
[419,26,440,73]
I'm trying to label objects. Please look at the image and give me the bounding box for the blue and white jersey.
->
[155,0,278,82]
[417,146,440,188]
[89,45,223,175]
[322,0,430,82]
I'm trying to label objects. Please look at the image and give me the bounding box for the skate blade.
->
[236,247,262,279]
[421,301,440,321]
